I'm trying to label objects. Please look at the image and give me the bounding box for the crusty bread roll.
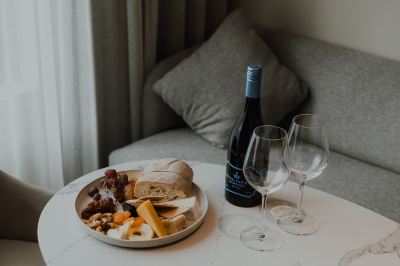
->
[134,158,193,201]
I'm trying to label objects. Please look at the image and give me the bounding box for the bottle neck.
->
[245,80,261,99]
[244,97,261,110]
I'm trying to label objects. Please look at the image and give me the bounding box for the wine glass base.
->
[240,225,284,251]
[277,213,319,235]
[219,213,257,240]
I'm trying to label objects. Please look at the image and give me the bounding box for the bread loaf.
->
[134,158,193,201]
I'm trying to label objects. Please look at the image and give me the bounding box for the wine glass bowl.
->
[288,114,328,182]
[278,114,329,235]
[240,125,289,251]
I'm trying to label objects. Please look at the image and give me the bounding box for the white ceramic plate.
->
[75,170,208,248]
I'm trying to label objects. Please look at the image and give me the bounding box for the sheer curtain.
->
[0,0,231,190]
[0,0,97,190]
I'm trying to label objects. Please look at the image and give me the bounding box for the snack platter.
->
[74,159,208,248]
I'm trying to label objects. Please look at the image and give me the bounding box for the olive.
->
[105,169,117,178]
[88,186,99,197]
[122,203,138,217]
[93,193,101,201]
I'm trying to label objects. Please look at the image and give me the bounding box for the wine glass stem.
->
[294,182,305,223]
[260,193,268,237]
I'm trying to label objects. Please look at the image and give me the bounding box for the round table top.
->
[38,161,400,266]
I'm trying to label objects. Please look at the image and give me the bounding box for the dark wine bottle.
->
[225,64,264,207]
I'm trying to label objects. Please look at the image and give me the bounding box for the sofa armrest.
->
[0,171,53,242]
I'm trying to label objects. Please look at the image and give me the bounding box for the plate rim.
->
[74,169,208,248]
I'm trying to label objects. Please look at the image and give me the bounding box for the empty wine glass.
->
[278,114,329,235]
[240,125,289,251]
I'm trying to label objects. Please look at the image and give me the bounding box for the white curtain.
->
[0,0,98,190]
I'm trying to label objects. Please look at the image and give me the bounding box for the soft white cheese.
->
[107,221,154,240]
[128,223,154,240]
[107,221,133,239]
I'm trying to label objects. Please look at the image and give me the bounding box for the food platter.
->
[75,169,208,248]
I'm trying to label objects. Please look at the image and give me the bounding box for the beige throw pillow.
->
[153,10,307,148]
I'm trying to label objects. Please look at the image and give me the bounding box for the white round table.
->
[38,161,400,266]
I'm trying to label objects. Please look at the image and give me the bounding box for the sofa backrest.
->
[142,28,400,174]
[260,30,400,174]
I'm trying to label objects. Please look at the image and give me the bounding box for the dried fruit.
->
[80,198,116,219]
[133,217,145,227]
[123,217,135,224]
[113,211,131,224]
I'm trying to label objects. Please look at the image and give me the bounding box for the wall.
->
[233,0,400,62]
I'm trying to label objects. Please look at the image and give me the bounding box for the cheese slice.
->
[136,200,167,237]
[157,206,189,219]
[155,197,197,220]
[153,196,196,208]
[161,214,187,235]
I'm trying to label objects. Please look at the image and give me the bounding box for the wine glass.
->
[240,125,289,251]
[277,114,329,235]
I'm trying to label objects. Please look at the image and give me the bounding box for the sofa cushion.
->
[142,46,199,138]
[109,128,226,166]
[260,30,400,174]
[0,239,45,266]
[110,128,400,222]
[153,10,307,148]
[308,151,400,222]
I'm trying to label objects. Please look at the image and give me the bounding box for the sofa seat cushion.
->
[308,151,400,222]
[110,128,399,222]
[109,128,226,166]
[0,239,45,266]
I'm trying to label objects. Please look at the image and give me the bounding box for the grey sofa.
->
[109,30,400,223]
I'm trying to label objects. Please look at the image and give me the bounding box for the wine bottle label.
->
[225,161,257,198]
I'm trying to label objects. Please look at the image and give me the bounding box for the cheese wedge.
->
[136,200,167,237]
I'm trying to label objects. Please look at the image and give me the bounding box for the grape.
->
[114,184,125,203]
[88,186,99,197]
[100,178,111,189]
[93,193,101,201]
[105,169,117,178]
[121,174,129,185]
[112,178,120,188]
[116,183,125,192]
[104,197,114,204]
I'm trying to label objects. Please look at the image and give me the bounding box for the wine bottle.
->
[225,64,264,207]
